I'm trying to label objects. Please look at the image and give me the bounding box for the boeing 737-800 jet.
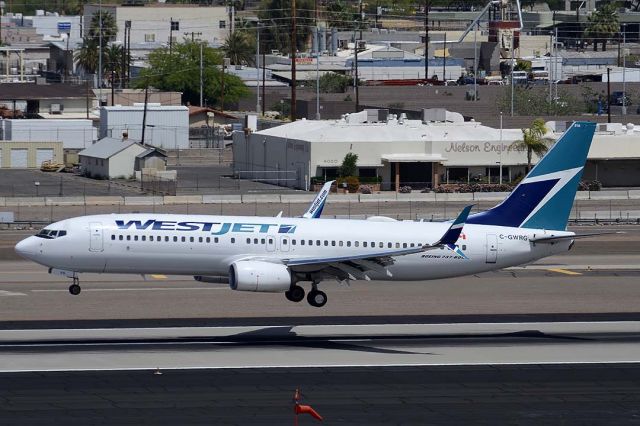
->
[16,122,598,307]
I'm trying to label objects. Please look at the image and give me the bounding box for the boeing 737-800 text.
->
[15,122,597,307]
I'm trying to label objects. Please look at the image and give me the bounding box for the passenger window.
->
[395,243,400,248]
[283,239,287,245]
[355,241,359,247]
[246,238,251,244]
[308,240,313,246]
[380,242,384,248]
[150,236,154,241]
[371,242,375,248]
[418,243,423,247]
[231,238,235,243]
[181,236,186,242]
[119,235,123,240]
[254,238,259,244]
[261,238,265,244]
[347,241,351,247]
[301,240,305,246]
[339,241,343,247]
[316,240,320,246]
[206,237,210,243]
[142,236,146,241]
[410,243,415,247]
[133,235,138,241]
[292,239,296,245]
[331,241,335,246]
[403,243,407,248]
[363,242,367,248]
[126,235,131,241]
[214,237,219,243]
[111,235,115,241]
[199,237,203,243]
[190,237,194,243]
[388,243,392,248]
[173,236,178,242]
[462,245,467,250]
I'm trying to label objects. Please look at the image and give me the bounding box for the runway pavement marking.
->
[151,275,167,280]
[0,290,27,297]
[547,268,582,276]
[30,287,227,293]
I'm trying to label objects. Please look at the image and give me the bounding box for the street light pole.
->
[499,111,503,184]
[256,22,261,114]
[473,21,477,101]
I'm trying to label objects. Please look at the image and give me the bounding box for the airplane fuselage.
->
[17,213,571,281]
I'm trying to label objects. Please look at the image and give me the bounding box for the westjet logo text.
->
[115,220,296,235]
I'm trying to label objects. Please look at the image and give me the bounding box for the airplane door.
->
[485,234,498,263]
[89,222,104,252]
[280,235,290,252]
[266,235,276,252]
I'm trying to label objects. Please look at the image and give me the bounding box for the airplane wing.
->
[529,231,623,244]
[284,205,473,281]
[301,180,335,219]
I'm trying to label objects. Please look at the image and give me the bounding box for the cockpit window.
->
[35,229,67,239]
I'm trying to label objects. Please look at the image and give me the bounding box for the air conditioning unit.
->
[50,103,63,114]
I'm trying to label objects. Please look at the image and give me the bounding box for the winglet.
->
[434,205,473,246]
[302,180,334,219]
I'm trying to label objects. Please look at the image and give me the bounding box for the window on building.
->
[144,33,155,42]
[170,20,179,31]
[219,20,226,29]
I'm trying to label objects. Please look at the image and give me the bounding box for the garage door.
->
[36,148,54,167]
[10,149,28,168]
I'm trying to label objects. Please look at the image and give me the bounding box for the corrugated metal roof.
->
[79,137,143,159]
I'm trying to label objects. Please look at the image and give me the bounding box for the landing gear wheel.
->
[285,285,305,303]
[69,283,81,296]
[307,290,327,308]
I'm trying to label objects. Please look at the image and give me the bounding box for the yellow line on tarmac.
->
[547,268,582,276]
[151,274,168,280]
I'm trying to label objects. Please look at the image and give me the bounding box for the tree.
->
[585,3,619,52]
[222,31,256,66]
[339,152,358,177]
[310,73,352,93]
[257,0,314,54]
[511,119,553,172]
[74,37,99,74]
[135,40,250,108]
[89,11,118,46]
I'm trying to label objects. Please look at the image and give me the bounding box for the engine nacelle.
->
[229,261,292,292]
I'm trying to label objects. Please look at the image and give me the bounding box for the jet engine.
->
[229,260,292,292]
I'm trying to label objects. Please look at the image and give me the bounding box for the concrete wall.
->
[108,144,147,179]
[3,119,95,149]
[80,156,109,179]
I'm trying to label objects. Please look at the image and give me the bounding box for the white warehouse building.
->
[99,104,189,150]
[233,110,640,190]
[0,119,96,149]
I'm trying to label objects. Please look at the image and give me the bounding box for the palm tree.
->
[511,119,553,172]
[221,31,256,66]
[89,11,118,46]
[585,3,619,52]
[104,44,126,86]
[74,37,99,74]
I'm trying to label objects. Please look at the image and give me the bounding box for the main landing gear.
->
[285,282,327,307]
[68,276,81,295]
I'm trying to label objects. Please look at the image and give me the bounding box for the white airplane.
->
[16,122,599,308]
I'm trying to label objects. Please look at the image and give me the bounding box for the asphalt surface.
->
[2,364,640,425]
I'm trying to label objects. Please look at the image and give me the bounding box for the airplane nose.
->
[15,237,37,259]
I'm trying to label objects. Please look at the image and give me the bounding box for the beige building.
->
[0,141,63,168]
[79,137,147,179]
[84,4,229,48]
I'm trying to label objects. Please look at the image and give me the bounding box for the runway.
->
[2,228,640,424]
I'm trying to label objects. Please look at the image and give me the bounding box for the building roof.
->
[0,82,88,100]
[79,137,143,159]
[255,116,523,144]
[136,147,168,159]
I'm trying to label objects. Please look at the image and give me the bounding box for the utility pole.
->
[184,31,202,42]
[473,21,477,101]
[262,49,266,115]
[290,0,297,121]
[256,22,261,114]
[442,32,446,81]
[424,0,429,81]
[354,26,359,112]
[125,20,131,86]
[141,84,149,145]
[622,23,627,115]
[607,67,611,123]
[199,41,203,107]
[98,0,103,104]
[110,66,115,105]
